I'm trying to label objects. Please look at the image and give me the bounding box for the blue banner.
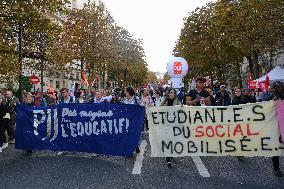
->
[15,103,145,156]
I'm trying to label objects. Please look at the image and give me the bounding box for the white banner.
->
[147,101,284,157]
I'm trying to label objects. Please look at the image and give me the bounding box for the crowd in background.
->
[0,78,284,176]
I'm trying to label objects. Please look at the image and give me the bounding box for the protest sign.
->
[15,103,145,156]
[147,101,284,157]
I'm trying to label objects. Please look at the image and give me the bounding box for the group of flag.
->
[35,70,100,99]
[247,73,270,92]
[81,70,100,88]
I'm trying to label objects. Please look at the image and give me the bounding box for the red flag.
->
[81,70,89,86]
[35,91,42,107]
[91,75,99,87]
[48,85,55,96]
[91,78,96,87]
[258,82,265,93]
[248,81,256,89]
[257,72,270,92]
[247,72,256,89]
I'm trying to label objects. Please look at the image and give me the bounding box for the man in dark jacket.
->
[215,85,231,106]
[3,91,17,144]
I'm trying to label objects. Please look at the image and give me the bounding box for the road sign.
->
[29,74,40,85]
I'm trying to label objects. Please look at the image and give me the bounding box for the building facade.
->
[27,0,82,92]
[241,47,284,87]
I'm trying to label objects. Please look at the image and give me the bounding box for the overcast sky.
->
[78,0,213,73]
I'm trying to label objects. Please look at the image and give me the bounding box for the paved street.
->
[1,133,284,189]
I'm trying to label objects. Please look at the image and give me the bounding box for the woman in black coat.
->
[160,88,181,167]
[232,87,245,105]
[0,95,7,152]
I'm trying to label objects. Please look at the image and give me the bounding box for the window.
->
[56,81,60,89]
[50,80,53,87]
[63,80,66,87]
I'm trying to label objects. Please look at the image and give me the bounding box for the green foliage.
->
[0,0,148,88]
[0,0,68,82]
[22,76,32,92]
[61,2,148,87]
[175,0,284,87]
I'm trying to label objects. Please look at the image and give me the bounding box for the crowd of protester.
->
[0,77,283,177]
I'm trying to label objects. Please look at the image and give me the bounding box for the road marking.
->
[192,156,210,177]
[132,140,147,175]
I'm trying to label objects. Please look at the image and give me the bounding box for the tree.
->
[0,0,148,88]
[175,0,284,88]
[0,0,68,82]
[176,2,242,85]
[214,0,284,78]
[61,1,148,88]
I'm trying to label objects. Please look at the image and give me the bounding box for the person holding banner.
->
[46,92,56,106]
[110,92,120,104]
[58,88,75,155]
[23,92,34,156]
[122,87,141,105]
[122,86,141,155]
[75,89,87,103]
[269,81,284,177]
[141,88,154,132]
[59,88,75,104]
[232,87,245,105]
[93,90,104,103]
[35,92,47,107]
[102,90,112,102]
[185,77,210,106]
[160,88,181,167]
[231,87,246,161]
[247,89,257,103]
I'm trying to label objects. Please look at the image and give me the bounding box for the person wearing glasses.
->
[232,87,245,105]
[160,88,181,167]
